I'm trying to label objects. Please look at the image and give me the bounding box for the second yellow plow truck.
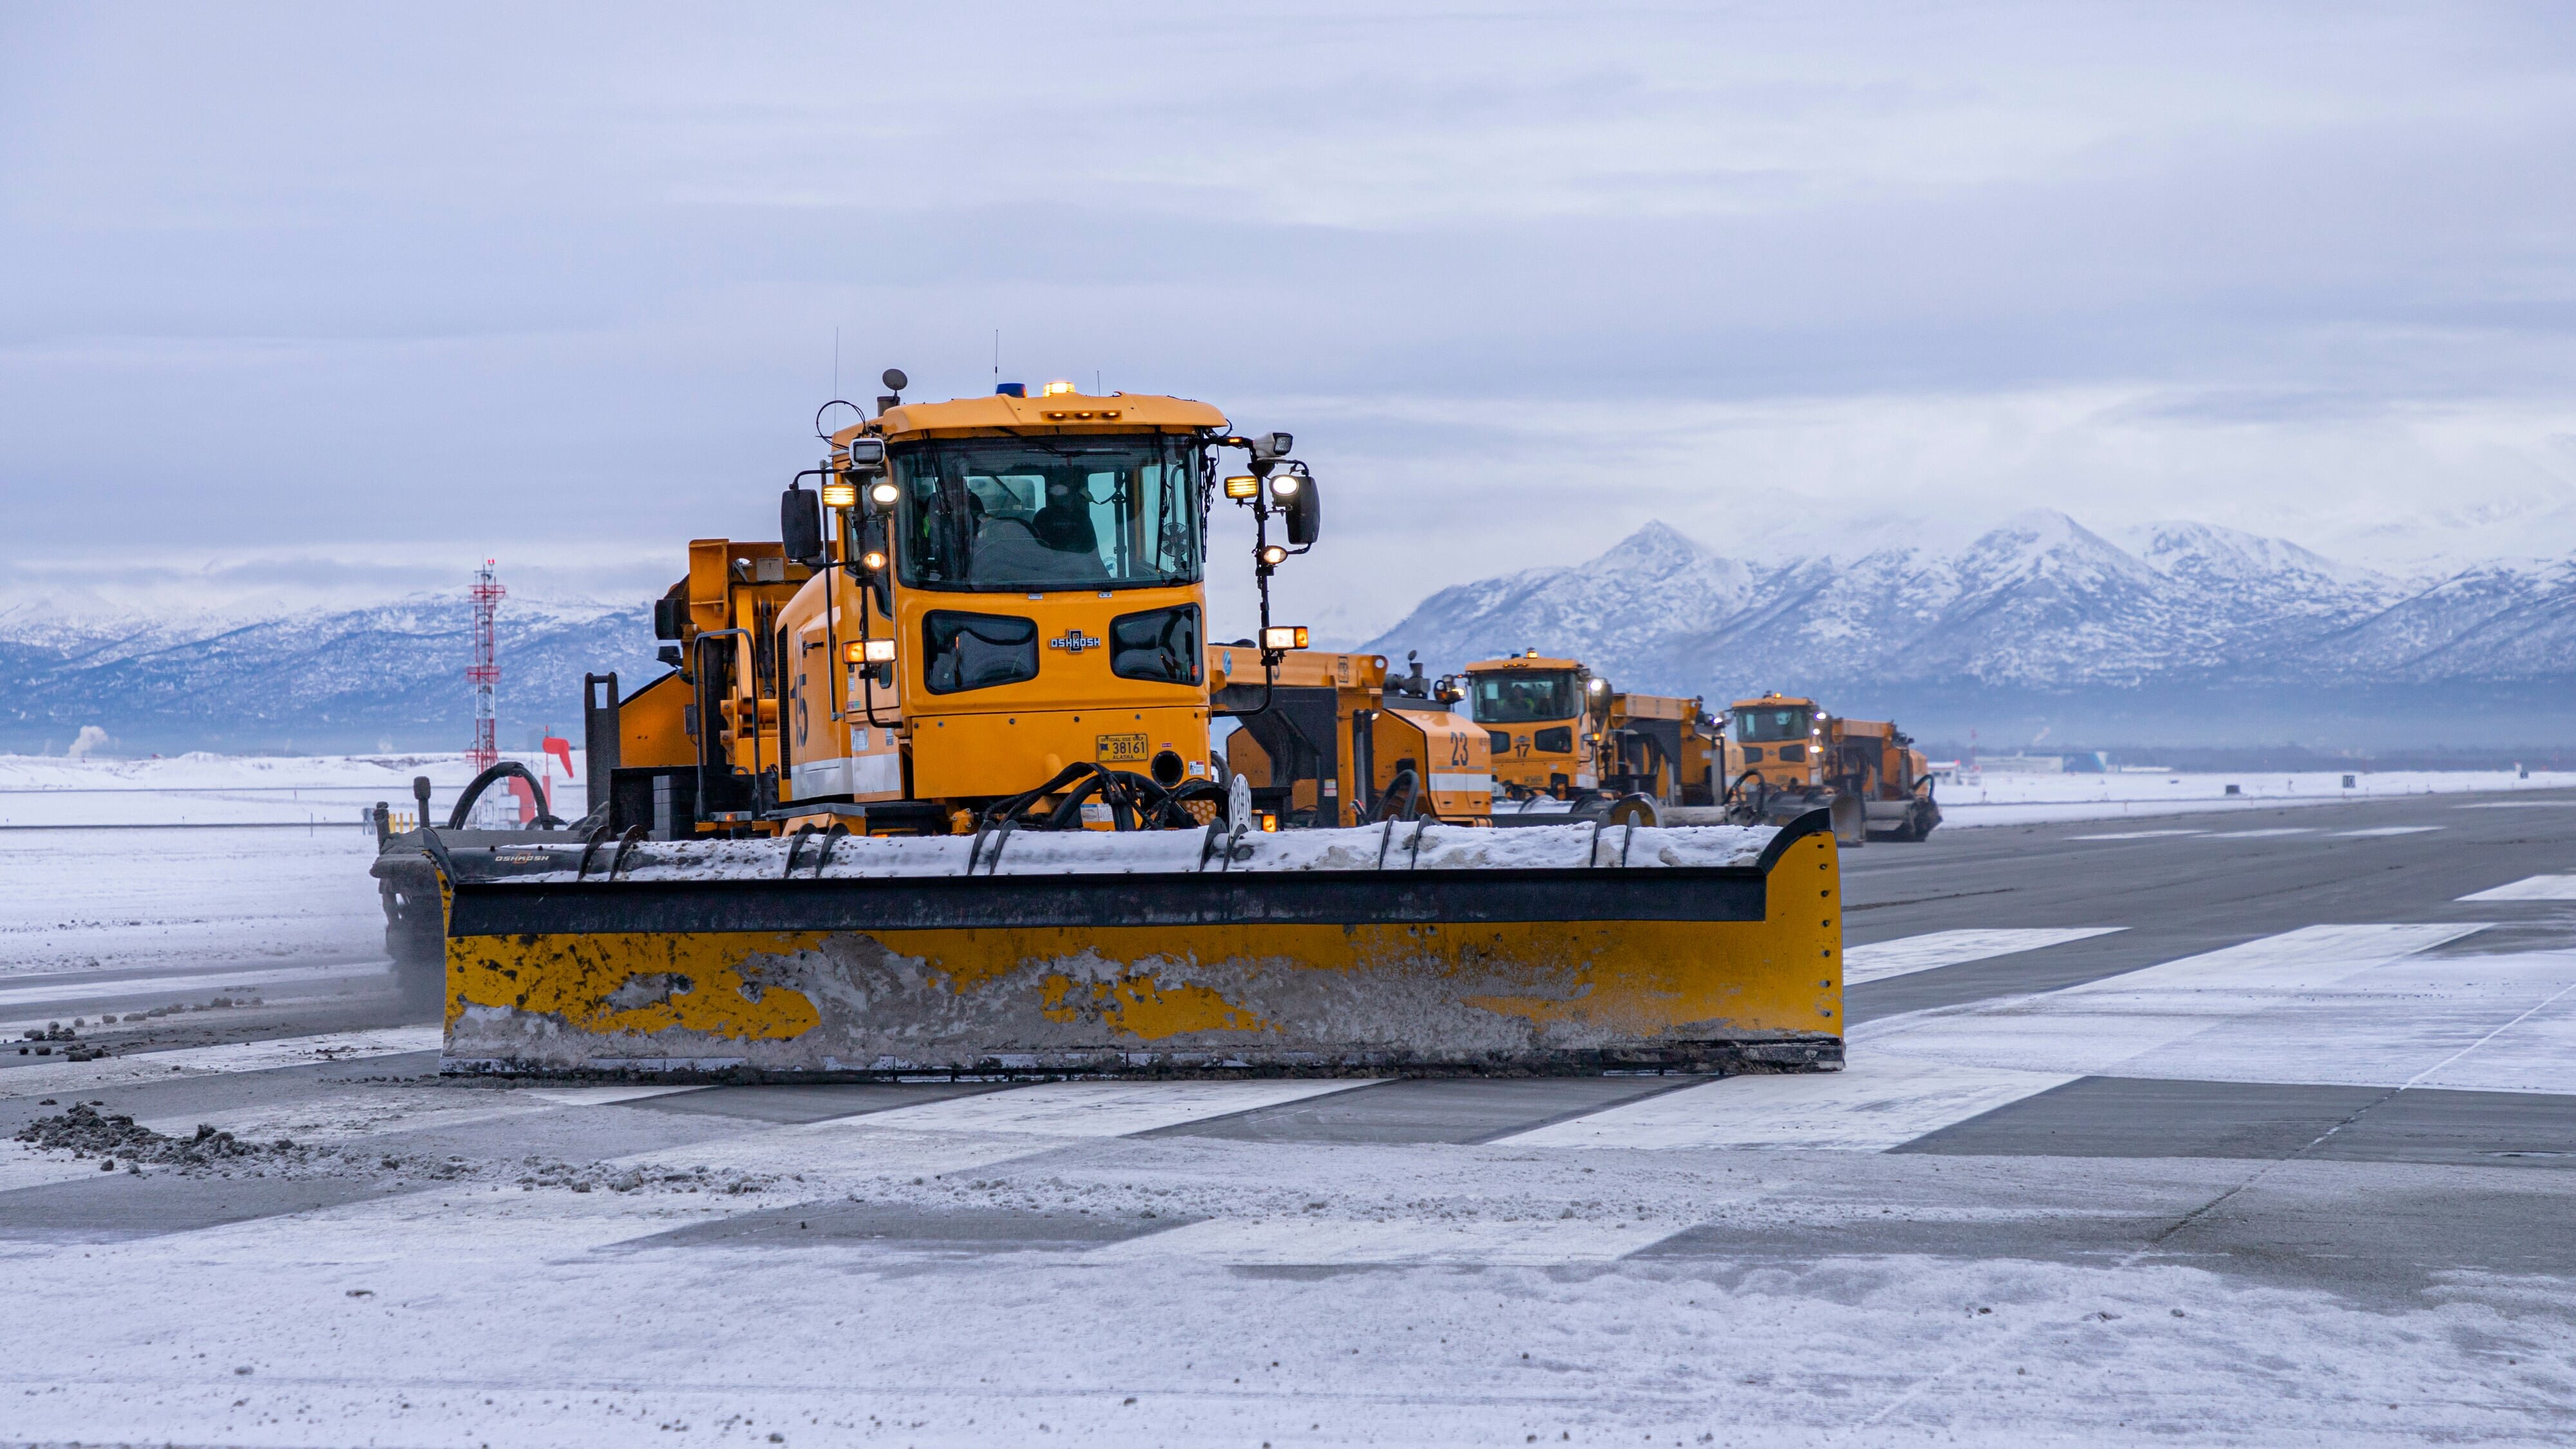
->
[1213,648,1495,828]
[1728,692,1942,842]
[377,374,1845,1078]
[1458,652,1728,828]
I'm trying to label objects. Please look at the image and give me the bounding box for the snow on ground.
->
[4,791,2575,1441]
[0,826,388,979]
[1938,768,2576,828]
[0,750,585,827]
[1,1097,2568,1446]
[8,752,2569,835]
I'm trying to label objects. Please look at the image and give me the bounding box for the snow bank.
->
[0,751,585,828]
[1938,767,2576,828]
[572,820,1779,882]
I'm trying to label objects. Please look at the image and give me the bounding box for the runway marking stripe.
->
[135,1078,1391,1258]
[527,1084,712,1106]
[2459,875,2576,902]
[1844,928,2125,985]
[1861,923,2534,1093]
[1,1025,440,1097]
[1,1143,125,1194]
[1506,924,2498,1153]
[1090,1216,1657,1265]
[2209,828,2317,838]
[793,1077,1376,1139]
[0,961,390,1012]
[2065,829,2208,840]
[1496,1057,2079,1152]
[2333,826,2444,837]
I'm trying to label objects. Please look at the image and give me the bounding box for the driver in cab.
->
[969,477,1109,585]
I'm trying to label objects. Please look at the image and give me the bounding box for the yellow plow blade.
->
[433,815,1845,1079]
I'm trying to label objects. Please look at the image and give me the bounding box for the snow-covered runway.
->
[5,784,2576,1444]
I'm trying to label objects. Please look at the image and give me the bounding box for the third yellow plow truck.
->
[1457,652,1729,828]
[1728,691,1941,842]
[375,372,1845,1078]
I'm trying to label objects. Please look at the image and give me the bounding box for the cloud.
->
[5,1,2576,630]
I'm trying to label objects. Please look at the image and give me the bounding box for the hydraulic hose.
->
[447,761,568,830]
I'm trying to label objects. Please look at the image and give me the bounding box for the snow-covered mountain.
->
[0,592,660,755]
[1363,512,2576,746]
[11,513,2576,753]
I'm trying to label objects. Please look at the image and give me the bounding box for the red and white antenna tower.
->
[467,559,506,773]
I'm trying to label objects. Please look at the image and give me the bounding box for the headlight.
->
[846,639,896,664]
[868,480,900,507]
[1269,475,1300,498]
[1224,475,1260,500]
[820,481,857,508]
[1260,625,1309,651]
[862,550,887,571]
[1259,544,1288,567]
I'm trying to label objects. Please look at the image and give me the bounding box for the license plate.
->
[1095,732,1150,763]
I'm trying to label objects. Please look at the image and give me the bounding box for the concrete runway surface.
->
[3,791,2574,1445]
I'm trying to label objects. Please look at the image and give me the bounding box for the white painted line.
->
[131,1082,713,1144]
[1844,928,2125,985]
[2459,875,2576,902]
[2208,828,2318,838]
[854,1077,1377,1137]
[1497,1057,2077,1152]
[0,1142,126,1194]
[151,1078,1396,1260]
[2457,801,2576,808]
[2067,829,2208,840]
[0,1025,440,1097]
[2107,950,2576,1095]
[1862,923,2500,1087]
[0,961,389,1012]
[1095,1217,1654,1266]
[1508,924,2512,1153]
[2331,826,2444,837]
[526,1084,712,1106]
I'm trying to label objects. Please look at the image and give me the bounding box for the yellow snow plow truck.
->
[1213,648,1495,827]
[373,374,1846,1078]
[1728,692,1941,842]
[1460,652,1728,829]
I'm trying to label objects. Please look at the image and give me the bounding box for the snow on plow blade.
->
[435,812,1845,1079]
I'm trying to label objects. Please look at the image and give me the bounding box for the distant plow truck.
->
[1727,692,1940,843]
[1452,651,1729,828]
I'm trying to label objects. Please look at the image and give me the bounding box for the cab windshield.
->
[1735,705,1813,743]
[892,435,1201,592]
[1472,670,1578,724]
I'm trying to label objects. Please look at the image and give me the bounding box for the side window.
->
[922,612,1039,694]
[1486,730,1511,757]
[1533,726,1574,753]
[1779,743,1807,762]
[1742,746,1764,762]
[1108,604,1200,685]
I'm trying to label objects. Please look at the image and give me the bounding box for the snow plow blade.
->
[430,812,1844,1079]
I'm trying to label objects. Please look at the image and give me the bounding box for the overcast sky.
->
[6,2,2575,639]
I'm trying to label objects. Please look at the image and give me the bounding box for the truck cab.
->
[621,382,1320,836]
[1461,653,1602,799]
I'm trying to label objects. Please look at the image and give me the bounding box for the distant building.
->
[1977,753,2065,775]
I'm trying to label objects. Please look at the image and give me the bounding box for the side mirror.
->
[781,486,824,566]
[652,596,685,641]
[1280,474,1320,547]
